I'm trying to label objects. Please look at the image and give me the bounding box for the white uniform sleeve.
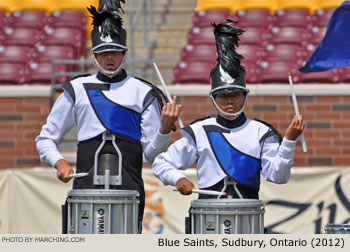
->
[141,98,171,163]
[35,92,75,167]
[152,134,197,186]
[261,136,296,184]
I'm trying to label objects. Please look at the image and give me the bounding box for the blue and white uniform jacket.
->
[36,70,170,167]
[153,113,296,195]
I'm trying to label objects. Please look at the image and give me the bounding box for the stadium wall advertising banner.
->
[0,167,349,234]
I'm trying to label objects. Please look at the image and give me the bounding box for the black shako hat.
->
[209,19,248,96]
[88,0,127,54]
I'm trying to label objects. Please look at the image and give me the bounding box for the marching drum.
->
[64,131,140,234]
[324,223,350,234]
[67,189,139,234]
[190,198,265,234]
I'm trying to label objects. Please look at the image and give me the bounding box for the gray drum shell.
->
[190,198,265,234]
[67,189,139,234]
[324,223,350,234]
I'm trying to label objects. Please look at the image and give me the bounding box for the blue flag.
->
[299,1,350,73]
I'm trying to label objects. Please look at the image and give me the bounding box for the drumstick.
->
[152,60,184,128]
[69,172,89,178]
[172,188,226,196]
[288,73,307,153]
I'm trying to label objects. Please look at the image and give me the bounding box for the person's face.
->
[214,91,245,120]
[95,51,123,76]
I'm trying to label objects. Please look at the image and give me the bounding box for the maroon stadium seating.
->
[187,26,216,45]
[269,26,310,46]
[0,11,7,27]
[42,26,83,58]
[0,63,27,84]
[48,10,87,31]
[235,9,273,28]
[172,61,215,84]
[242,61,261,84]
[338,67,350,83]
[240,27,270,46]
[192,10,232,28]
[7,10,48,29]
[25,61,68,84]
[259,61,300,83]
[299,69,340,83]
[272,9,313,28]
[32,44,75,62]
[236,44,265,64]
[263,43,306,64]
[0,45,33,64]
[309,26,327,45]
[0,27,43,47]
[180,44,217,63]
[313,9,334,27]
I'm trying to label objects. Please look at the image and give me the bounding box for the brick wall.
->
[0,97,51,168]
[1,94,350,169]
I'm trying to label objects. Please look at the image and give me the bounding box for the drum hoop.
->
[191,199,265,208]
[67,189,140,197]
[190,209,265,215]
[67,199,140,204]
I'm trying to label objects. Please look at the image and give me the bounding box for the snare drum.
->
[67,189,139,234]
[324,223,350,234]
[190,198,265,234]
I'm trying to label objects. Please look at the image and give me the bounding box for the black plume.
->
[98,0,125,13]
[212,19,245,78]
[87,0,125,40]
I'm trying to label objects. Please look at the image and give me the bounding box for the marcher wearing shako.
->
[152,20,305,199]
[36,0,181,230]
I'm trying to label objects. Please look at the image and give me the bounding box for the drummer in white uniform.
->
[36,0,181,230]
[152,20,305,200]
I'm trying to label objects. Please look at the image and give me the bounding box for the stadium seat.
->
[317,0,343,10]
[269,26,310,46]
[47,10,88,52]
[239,0,278,13]
[7,11,48,29]
[242,62,261,84]
[299,69,340,83]
[0,11,7,26]
[236,44,264,64]
[272,9,314,28]
[309,26,327,45]
[0,63,27,84]
[25,61,68,84]
[313,9,334,27]
[338,67,350,83]
[259,61,300,83]
[196,0,239,13]
[0,45,33,64]
[48,11,88,32]
[187,26,216,45]
[56,0,98,35]
[0,0,18,12]
[277,0,318,13]
[32,44,75,62]
[240,27,270,46]
[180,44,217,63]
[17,0,57,12]
[42,27,83,58]
[192,10,232,28]
[235,9,273,28]
[0,27,42,47]
[263,44,306,64]
[172,61,215,84]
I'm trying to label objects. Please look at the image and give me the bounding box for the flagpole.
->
[288,73,307,153]
[152,60,184,128]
